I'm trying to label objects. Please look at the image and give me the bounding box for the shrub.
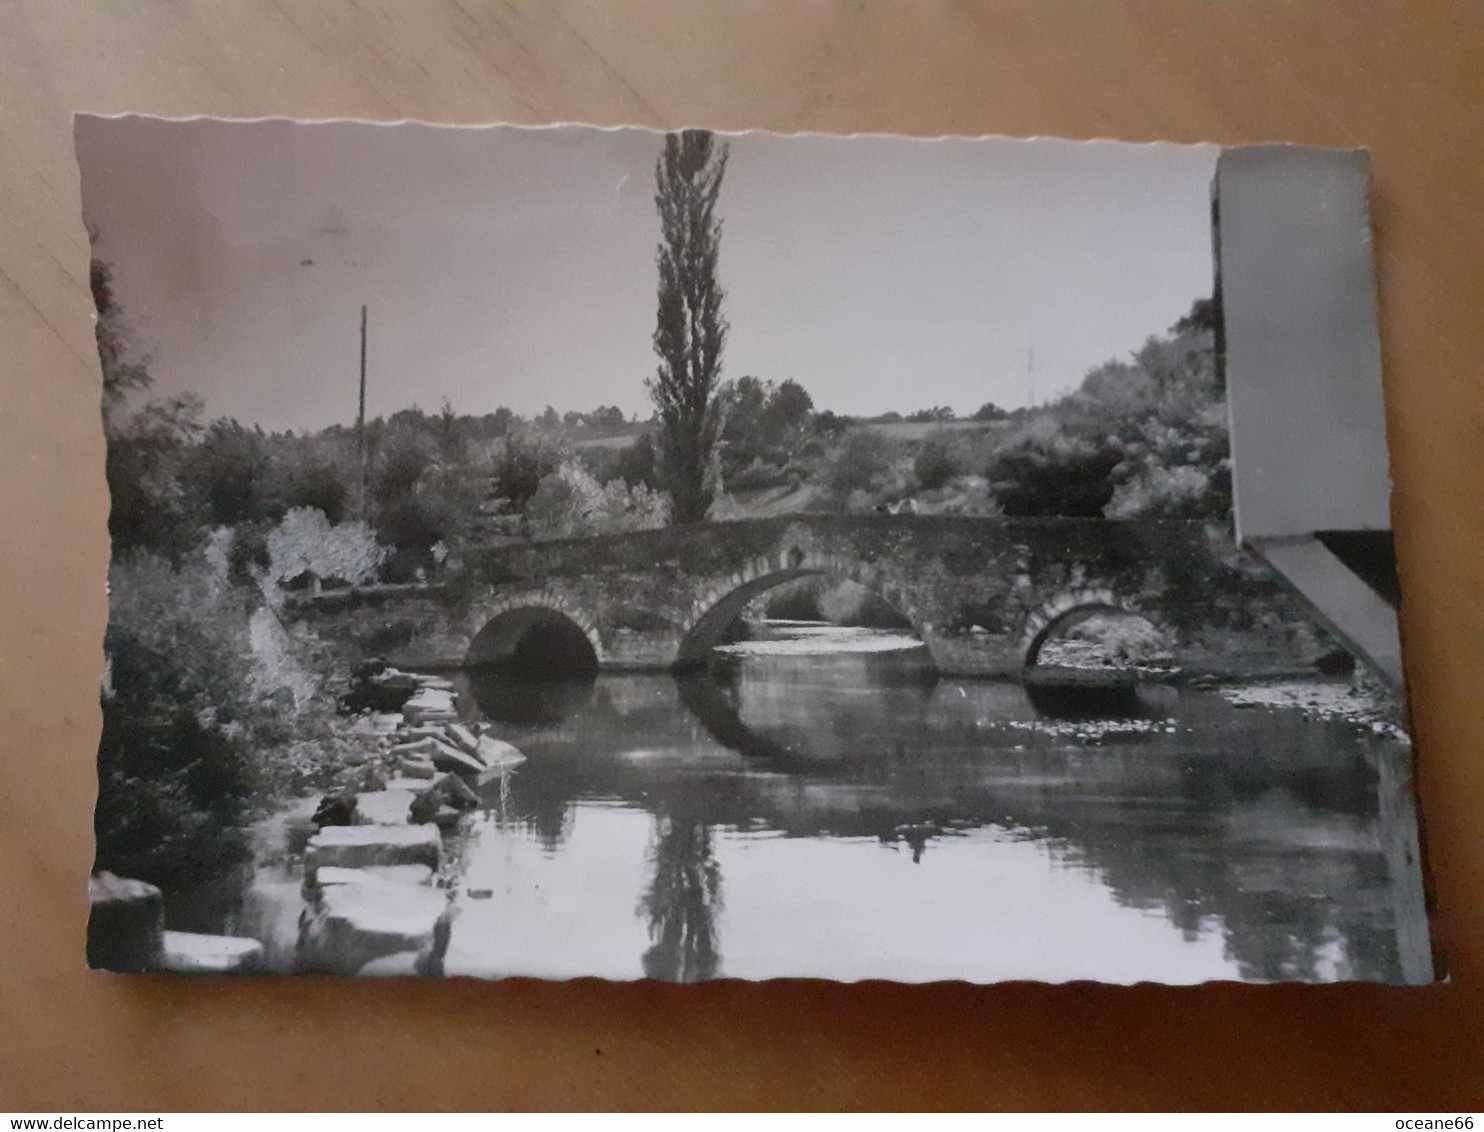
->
[525,460,669,540]
[263,508,388,589]
[827,430,897,500]
[981,300,1228,519]
[985,423,1123,517]
[813,410,850,437]
[726,458,793,493]
[493,427,565,511]
[913,440,961,491]
[615,432,660,489]
[105,395,206,561]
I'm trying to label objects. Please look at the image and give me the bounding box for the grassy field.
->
[569,426,647,450]
[856,419,1009,441]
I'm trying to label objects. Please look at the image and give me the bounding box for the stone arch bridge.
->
[287,516,1329,680]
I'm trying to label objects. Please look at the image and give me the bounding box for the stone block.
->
[352,789,416,826]
[382,774,436,794]
[305,824,443,875]
[160,931,264,975]
[314,864,435,888]
[87,872,165,973]
[298,881,452,975]
[402,688,457,724]
[427,738,486,776]
[476,735,527,770]
[445,722,481,755]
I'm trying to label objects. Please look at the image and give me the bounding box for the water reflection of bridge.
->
[461,665,1417,984]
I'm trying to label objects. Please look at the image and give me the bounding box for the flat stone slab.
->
[351,712,404,736]
[299,881,452,975]
[445,723,481,754]
[161,930,264,975]
[353,789,415,826]
[305,823,442,874]
[315,864,435,888]
[477,735,527,770]
[428,737,486,776]
[382,774,437,794]
[402,688,457,723]
[398,757,437,779]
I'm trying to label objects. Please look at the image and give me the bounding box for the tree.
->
[192,419,269,527]
[615,432,660,489]
[907,406,955,423]
[973,401,1009,422]
[524,460,668,541]
[263,507,388,590]
[813,409,851,436]
[913,439,961,491]
[493,426,565,512]
[767,380,814,437]
[90,252,152,425]
[590,405,627,431]
[647,130,730,524]
[105,393,206,560]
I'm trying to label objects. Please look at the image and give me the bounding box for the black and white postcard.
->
[79,118,1432,984]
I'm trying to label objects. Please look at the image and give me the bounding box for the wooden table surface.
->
[2,1,1481,1112]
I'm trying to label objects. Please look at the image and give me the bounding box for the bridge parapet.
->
[290,516,1335,679]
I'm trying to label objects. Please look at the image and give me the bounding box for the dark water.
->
[439,623,1415,984]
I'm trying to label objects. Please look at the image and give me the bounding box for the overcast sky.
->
[77,117,1217,432]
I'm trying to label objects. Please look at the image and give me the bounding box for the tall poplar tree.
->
[647,130,730,524]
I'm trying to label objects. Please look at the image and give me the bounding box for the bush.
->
[99,537,377,900]
[615,433,660,489]
[727,458,794,493]
[813,410,850,437]
[105,395,206,561]
[264,445,351,524]
[191,419,269,527]
[827,431,898,500]
[985,423,1122,517]
[913,440,961,491]
[493,427,565,511]
[525,460,669,540]
[95,629,255,892]
[263,508,388,589]
[981,300,1229,519]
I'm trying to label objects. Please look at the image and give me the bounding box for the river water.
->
[431,622,1415,984]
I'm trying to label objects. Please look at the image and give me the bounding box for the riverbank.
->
[88,668,527,975]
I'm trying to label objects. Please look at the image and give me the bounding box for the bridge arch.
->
[466,595,603,678]
[1019,588,1171,670]
[672,549,928,668]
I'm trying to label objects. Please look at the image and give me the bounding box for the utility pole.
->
[356,303,368,520]
[1026,347,1036,408]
